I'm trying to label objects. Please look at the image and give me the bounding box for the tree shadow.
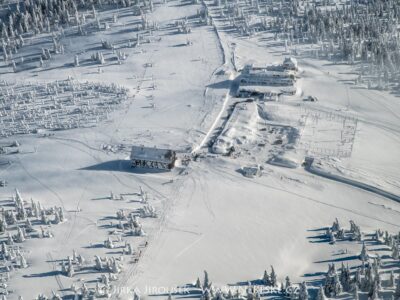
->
[314,255,359,264]
[23,270,63,278]
[228,279,265,286]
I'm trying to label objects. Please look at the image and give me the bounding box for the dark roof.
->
[130,146,176,164]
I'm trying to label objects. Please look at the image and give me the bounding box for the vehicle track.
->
[46,252,65,296]
[16,158,67,212]
[210,162,400,228]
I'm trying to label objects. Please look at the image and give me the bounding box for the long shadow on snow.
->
[24,270,63,278]
[314,255,359,264]
[79,160,169,174]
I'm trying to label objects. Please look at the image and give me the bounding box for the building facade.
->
[130,146,177,170]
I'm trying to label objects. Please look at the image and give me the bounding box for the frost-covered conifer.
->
[203,270,210,289]
[392,244,399,260]
[316,286,327,300]
[394,275,400,300]
[16,227,25,243]
[389,271,395,288]
[53,210,60,224]
[19,253,28,268]
[360,242,369,261]
[270,266,277,287]
[67,258,74,277]
[353,285,359,300]
[195,277,201,288]
[262,270,269,285]
[285,276,291,290]
[74,55,79,67]
[298,282,308,300]
[369,280,380,300]
[95,255,103,270]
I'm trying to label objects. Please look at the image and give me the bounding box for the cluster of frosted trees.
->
[320,218,400,299]
[193,269,313,300]
[52,188,153,298]
[0,190,65,297]
[326,218,362,244]
[290,0,398,84]
[321,259,400,299]
[0,0,147,39]
[189,217,400,300]
[213,0,400,87]
[59,249,121,297]
[0,79,129,138]
[0,0,153,72]
[0,189,65,239]
[114,209,146,236]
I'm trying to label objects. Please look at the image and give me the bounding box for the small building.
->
[130,146,177,170]
[282,57,298,71]
[240,165,263,178]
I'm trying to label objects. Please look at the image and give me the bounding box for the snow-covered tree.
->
[67,258,74,277]
[316,286,327,300]
[270,266,277,287]
[368,280,380,300]
[394,275,400,300]
[353,285,359,300]
[262,270,269,286]
[74,55,79,67]
[392,244,399,260]
[298,282,308,300]
[285,276,291,290]
[360,242,369,261]
[203,270,210,289]
[195,277,201,288]
[388,271,395,288]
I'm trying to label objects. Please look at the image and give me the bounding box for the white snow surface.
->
[0,0,399,299]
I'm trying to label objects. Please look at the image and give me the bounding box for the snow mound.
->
[212,101,260,155]
[268,152,301,168]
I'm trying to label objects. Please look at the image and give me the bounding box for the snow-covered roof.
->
[244,69,292,77]
[130,146,176,164]
[283,57,298,66]
[238,84,296,94]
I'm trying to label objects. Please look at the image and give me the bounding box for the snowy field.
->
[0,0,399,299]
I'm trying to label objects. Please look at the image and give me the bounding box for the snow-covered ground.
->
[0,0,399,299]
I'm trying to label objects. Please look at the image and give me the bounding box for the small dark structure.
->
[130,146,176,170]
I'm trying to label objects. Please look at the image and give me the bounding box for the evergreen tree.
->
[285,276,291,290]
[270,266,277,287]
[388,271,395,288]
[394,275,400,300]
[360,242,369,261]
[353,285,359,300]
[203,270,210,289]
[316,286,327,300]
[298,282,308,300]
[262,270,269,286]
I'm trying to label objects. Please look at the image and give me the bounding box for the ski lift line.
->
[191,90,230,154]
[296,102,400,138]
[211,163,400,228]
[305,164,400,204]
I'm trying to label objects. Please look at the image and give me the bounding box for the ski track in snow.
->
[211,163,400,228]
[2,0,400,297]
